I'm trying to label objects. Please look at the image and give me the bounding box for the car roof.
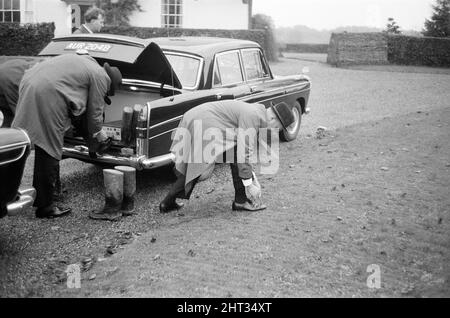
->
[51,34,261,57]
[150,37,262,56]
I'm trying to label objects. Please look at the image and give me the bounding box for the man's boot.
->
[114,166,136,216]
[89,169,123,221]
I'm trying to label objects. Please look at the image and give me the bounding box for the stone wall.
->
[327,33,388,66]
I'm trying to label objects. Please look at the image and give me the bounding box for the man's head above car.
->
[84,7,105,33]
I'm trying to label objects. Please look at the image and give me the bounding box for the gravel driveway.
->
[1,55,449,298]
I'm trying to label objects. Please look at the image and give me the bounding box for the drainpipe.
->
[247,0,253,29]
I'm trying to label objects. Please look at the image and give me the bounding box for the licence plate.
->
[65,42,112,53]
[102,126,121,141]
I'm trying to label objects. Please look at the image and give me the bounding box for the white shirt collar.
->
[83,24,94,34]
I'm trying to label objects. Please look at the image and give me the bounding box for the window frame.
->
[0,0,21,23]
[241,48,271,82]
[163,51,204,90]
[161,0,183,28]
[212,50,246,88]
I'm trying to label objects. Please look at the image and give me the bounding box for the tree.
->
[423,0,450,37]
[384,17,402,34]
[95,0,142,26]
[251,14,278,61]
[251,13,275,30]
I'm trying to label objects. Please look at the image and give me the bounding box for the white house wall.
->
[183,0,248,29]
[129,0,162,28]
[29,0,71,37]
[130,0,249,30]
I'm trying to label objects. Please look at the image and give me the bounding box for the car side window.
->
[214,51,244,86]
[242,49,269,81]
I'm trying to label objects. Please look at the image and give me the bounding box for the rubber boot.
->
[89,169,123,221]
[114,166,136,216]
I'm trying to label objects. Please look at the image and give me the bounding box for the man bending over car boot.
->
[12,54,122,218]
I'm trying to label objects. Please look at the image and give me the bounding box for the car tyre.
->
[280,101,302,142]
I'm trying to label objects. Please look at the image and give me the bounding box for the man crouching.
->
[159,100,294,213]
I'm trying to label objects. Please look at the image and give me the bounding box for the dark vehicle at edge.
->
[0,128,35,217]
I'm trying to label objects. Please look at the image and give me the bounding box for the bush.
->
[387,35,450,67]
[0,23,55,56]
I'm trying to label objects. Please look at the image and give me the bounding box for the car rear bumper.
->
[62,146,175,170]
[7,187,36,216]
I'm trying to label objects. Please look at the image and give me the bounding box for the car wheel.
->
[280,101,302,142]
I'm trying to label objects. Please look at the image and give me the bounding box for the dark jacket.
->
[12,54,111,160]
[0,59,38,127]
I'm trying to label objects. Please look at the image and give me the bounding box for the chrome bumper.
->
[7,187,36,216]
[62,146,175,170]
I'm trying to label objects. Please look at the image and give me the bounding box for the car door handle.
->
[216,93,222,100]
[250,86,258,92]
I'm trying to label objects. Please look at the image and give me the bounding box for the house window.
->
[0,0,21,23]
[161,0,182,28]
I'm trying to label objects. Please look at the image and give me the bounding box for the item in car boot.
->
[121,106,133,145]
[130,104,143,145]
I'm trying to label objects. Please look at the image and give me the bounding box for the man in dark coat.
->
[159,100,295,213]
[12,54,122,218]
[0,59,39,127]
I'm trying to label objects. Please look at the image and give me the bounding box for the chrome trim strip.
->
[7,187,36,216]
[238,87,310,104]
[122,79,181,91]
[0,141,28,151]
[150,115,183,130]
[0,145,27,167]
[149,128,177,141]
[62,146,174,170]
[248,82,310,99]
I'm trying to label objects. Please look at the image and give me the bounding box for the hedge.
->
[387,35,450,67]
[0,23,55,56]
[284,43,329,54]
[101,26,274,60]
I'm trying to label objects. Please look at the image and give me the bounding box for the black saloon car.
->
[38,34,311,170]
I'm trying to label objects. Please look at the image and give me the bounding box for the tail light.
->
[136,103,150,156]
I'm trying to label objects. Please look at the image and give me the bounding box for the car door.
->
[240,48,297,107]
[212,50,251,99]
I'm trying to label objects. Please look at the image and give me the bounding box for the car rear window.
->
[165,53,201,89]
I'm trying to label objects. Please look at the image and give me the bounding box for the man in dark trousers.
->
[0,59,40,127]
[159,100,295,213]
[73,7,105,34]
[12,54,122,218]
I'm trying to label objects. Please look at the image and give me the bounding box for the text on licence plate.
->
[102,126,121,141]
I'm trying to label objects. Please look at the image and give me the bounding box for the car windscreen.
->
[165,53,201,89]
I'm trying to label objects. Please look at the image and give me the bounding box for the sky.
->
[252,0,435,31]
